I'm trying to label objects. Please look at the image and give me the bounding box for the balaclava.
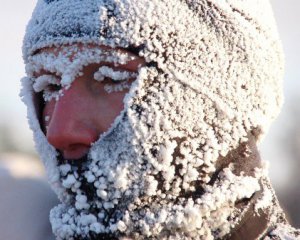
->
[21,0,291,239]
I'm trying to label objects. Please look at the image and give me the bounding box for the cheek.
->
[93,90,128,130]
[108,90,129,115]
[111,92,127,112]
[42,100,56,132]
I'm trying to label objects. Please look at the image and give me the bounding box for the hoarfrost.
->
[20,0,287,239]
[255,186,273,212]
[265,223,300,240]
[62,174,77,189]
[94,66,137,82]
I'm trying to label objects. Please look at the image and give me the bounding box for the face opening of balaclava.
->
[21,0,285,239]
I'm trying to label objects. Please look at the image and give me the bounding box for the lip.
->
[62,145,90,160]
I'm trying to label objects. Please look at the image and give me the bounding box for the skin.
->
[36,44,145,160]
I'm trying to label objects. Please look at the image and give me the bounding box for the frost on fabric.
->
[264,224,300,240]
[22,0,285,239]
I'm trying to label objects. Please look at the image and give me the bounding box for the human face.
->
[34,44,145,160]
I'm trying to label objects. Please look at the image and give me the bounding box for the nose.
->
[43,82,99,160]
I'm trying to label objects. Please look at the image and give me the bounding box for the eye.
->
[94,66,137,83]
[33,74,62,101]
[46,83,62,92]
[101,77,121,84]
[33,74,60,91]
[92,66,138,93]
[43,83,63,101]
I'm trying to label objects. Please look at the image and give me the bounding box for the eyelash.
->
[93,66,137,84]
[100,77,125,84]
[33,74,62,101]
[46,83,62,92]
[44,84,63,102]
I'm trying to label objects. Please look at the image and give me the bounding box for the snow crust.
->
[21,0,285,239]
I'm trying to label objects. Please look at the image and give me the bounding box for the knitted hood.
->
[21,0,284,239]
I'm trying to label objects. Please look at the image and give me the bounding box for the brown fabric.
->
[228,211,269,240]
[225,190,270,240]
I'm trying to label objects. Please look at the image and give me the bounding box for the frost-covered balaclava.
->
[21,0,284,239]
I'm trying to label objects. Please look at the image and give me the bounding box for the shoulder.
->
[263,223,300,240]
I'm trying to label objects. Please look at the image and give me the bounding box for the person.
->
[21,0,300,239]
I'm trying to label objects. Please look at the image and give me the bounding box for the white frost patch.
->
[145,175,158,196]
[255,187,273,212]
[94,66,137,82]
[266,223,300,240]
[104,81,131,93]
[75,195,90,210]
[33,74,59,92]
[62,174,77,189]
[117,220,127,232]
[94,66,137,93]
[96,189,108,200]
[59,164,71,177]
[114,167,129,190]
